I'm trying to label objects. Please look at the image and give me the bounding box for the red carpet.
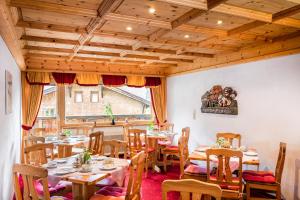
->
[141,166,180,200]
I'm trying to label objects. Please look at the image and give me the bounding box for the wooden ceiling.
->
[2,0,300,76]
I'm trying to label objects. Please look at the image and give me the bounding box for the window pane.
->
[65,85,151,123]
[33,85,58,135]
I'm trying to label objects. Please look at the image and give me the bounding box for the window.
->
[90,91,99,103]
[74,91,83,103]
[65,85,151,124]
[34,85,58,130]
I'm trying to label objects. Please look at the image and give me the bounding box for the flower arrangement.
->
[81,148,92,164]
[216,137,230,148]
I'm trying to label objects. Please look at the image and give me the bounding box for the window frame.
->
[74,91,83,103]
[90,91,99,103]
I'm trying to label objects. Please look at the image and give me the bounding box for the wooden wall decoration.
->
[201,85,238,115]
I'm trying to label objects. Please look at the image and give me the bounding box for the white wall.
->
[167,54,300,200]
[0,36,21,199]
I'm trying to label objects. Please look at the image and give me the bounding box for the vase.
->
[111,118,115,125]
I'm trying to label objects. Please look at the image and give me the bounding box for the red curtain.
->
[145,77,161,87]
[52,73,76,84]
[102,75,126,86]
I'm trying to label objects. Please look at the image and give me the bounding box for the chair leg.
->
[163,154,167,172]
[276,186,281,200]
[145,156,148,178]
[246,183,251,200]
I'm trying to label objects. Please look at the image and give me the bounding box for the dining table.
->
[147,130,177,165]
[44,156,130,200]
[189,145,260,171]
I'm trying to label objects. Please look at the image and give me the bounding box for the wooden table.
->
[189,146,260,171]
[147,131,177,165]
[46,157,129,200]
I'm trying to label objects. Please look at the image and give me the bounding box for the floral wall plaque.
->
[201,85,238,115]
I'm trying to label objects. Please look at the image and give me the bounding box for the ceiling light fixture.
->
[217,20,223,25]
[126,26,132,31]
[149,8,156,14]
[184,34,190,39]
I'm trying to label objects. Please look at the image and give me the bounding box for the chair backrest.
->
[13,164,51,200]
[275,142,287,183]
[178,135,189,177]
[162,179,222,200]
[127,129,148,157]
[57,144,73,158]
[24,136,45,147]
[24,143,54,165]
[182,127,190,142]
[102,140,128,159]
[216,133,241,147]
[159,122,174,132]
[125,151,146,200]
[88,131,104,155]
[206,148,243,193]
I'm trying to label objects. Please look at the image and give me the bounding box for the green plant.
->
[104,103,114,120]
[82,149,92,164]
[147,121,154,131]
[63,129,72,137]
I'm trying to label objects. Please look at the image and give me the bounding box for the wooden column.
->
[57,85,65,131]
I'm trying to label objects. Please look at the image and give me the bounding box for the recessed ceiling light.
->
[101,48,105,51]
[126,26,132,31]
[217,20,223,25]
[184,34,190,39]
[149,8,156,14]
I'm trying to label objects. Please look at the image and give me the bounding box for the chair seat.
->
[35,180,68,196]
[95,186,126,197]
[90,194,125,200]
[243,170,274,177]
[184,164,206,175]
[210,176,241,191]
[163,145,179,152]
[243,173,276,184]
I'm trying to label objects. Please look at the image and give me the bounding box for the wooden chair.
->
[206,148,243,200]
[127,129,155,176]
[13,164,51,200]
[24,143,54,165]
[216,132,241,148]
[102,139,128,159]
[179,136,207,181]
[88,131,104,155]
[90,151,146,200]
[244,142,286,200]
[162,127,190,172]
[159,122,174,132]
[13,164,68,200]
[24,136,45,147]
[57,144,73,158]
[162,179,222,200]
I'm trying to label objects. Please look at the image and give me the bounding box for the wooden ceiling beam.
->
[286,0,300,3]
[167,34,300,75]
[10,0,97,17]
[272,4,300,21]
[69,0,124,61]
[160,1,300,28]
[226,4,300,37]
[24,45,195,63]
[227,21,267,36]
[22,34,214,58]
[0,0,25,69]
[206,0,229,10]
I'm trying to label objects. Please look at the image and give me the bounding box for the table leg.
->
[72,183,96,200]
